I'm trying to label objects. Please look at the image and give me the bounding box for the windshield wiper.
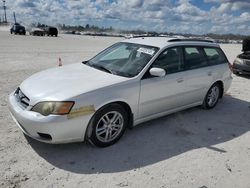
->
[84,62,113,74]
[82,61,131,77]
[93,64,114,74]
[114,71,133,78]
[82,60,89,65]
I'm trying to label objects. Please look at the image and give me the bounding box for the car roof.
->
[122,37,220,49]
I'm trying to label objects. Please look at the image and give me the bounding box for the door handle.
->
[208,71,212,76]
[176,78,184,83]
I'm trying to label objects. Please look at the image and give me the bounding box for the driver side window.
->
[152,47,184,74]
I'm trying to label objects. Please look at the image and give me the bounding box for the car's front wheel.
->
[87,104,128,147]
[202,83,221,109]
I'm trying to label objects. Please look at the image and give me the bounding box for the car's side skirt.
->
[134,101,202,126]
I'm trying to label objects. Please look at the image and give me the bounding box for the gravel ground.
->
[0,31,250,188]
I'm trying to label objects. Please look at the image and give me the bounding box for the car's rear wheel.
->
[87,104,128,147]
[202,83,221,109]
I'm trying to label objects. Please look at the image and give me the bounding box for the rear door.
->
[139,47,187,118]
[184,46,214,104]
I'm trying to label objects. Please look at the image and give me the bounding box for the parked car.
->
[30,28,45,36]
[9,38,233,147]
[44,26,58,37]
[10,23,26,35]
[232,38,250,75]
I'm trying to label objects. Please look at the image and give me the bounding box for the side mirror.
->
[149,67,166,77]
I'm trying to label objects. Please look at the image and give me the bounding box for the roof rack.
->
[131,35,160,38]
[168,38,214,43]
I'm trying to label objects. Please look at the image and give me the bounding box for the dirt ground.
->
[0,31,250,188]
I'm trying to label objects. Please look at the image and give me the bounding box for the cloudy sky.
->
[2,0,250,35]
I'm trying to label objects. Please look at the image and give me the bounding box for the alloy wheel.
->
[95,111,124,143]
[207,85,220,107]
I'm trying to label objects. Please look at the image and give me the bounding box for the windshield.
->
[85,42,159,77]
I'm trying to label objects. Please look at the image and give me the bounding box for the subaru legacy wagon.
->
[9,37,233,147]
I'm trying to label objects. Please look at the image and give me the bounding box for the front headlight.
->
[31,101,74,116]
[234,58,244,65]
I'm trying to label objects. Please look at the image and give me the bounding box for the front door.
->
[139,47,187,118]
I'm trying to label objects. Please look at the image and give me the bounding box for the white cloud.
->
[2,0,250,35]
[124,0,144,8]
[217,3,232,13]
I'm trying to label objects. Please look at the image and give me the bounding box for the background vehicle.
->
[30,27,45,36]
[9,38,232,147]
[232,38,250,75]
[10,23,26,35]
[44,26,58,37]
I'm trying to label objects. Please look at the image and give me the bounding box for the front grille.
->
[15,88,30,109]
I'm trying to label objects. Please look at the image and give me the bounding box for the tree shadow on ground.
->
[27,95,250,174]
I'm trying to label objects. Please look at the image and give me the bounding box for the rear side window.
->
[203,47,227,65]
[184,47,208,70]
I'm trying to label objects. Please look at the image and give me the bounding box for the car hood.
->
[20,63,129,104]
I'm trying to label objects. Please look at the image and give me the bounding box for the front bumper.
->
[8,92,92,144]
[232,63,250,75]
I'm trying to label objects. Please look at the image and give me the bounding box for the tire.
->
[233,71,239,75]
[202,83,221,109]
[87,104,128,147]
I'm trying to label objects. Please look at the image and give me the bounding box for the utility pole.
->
[3,0,7,23]
[13,11,16,23]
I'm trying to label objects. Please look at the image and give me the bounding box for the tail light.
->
[228,62,233,72]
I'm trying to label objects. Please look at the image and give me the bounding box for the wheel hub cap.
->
[96,111,124,143]
[207,86,219,107]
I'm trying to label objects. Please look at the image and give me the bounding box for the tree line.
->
[31,22,249,40]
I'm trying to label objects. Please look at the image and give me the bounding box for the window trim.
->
[182,46,209,71]
[142,46,185,79]
[141,45,229,80]
[202,46,229,66]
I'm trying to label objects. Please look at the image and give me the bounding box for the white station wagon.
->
[9,37,233,147]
